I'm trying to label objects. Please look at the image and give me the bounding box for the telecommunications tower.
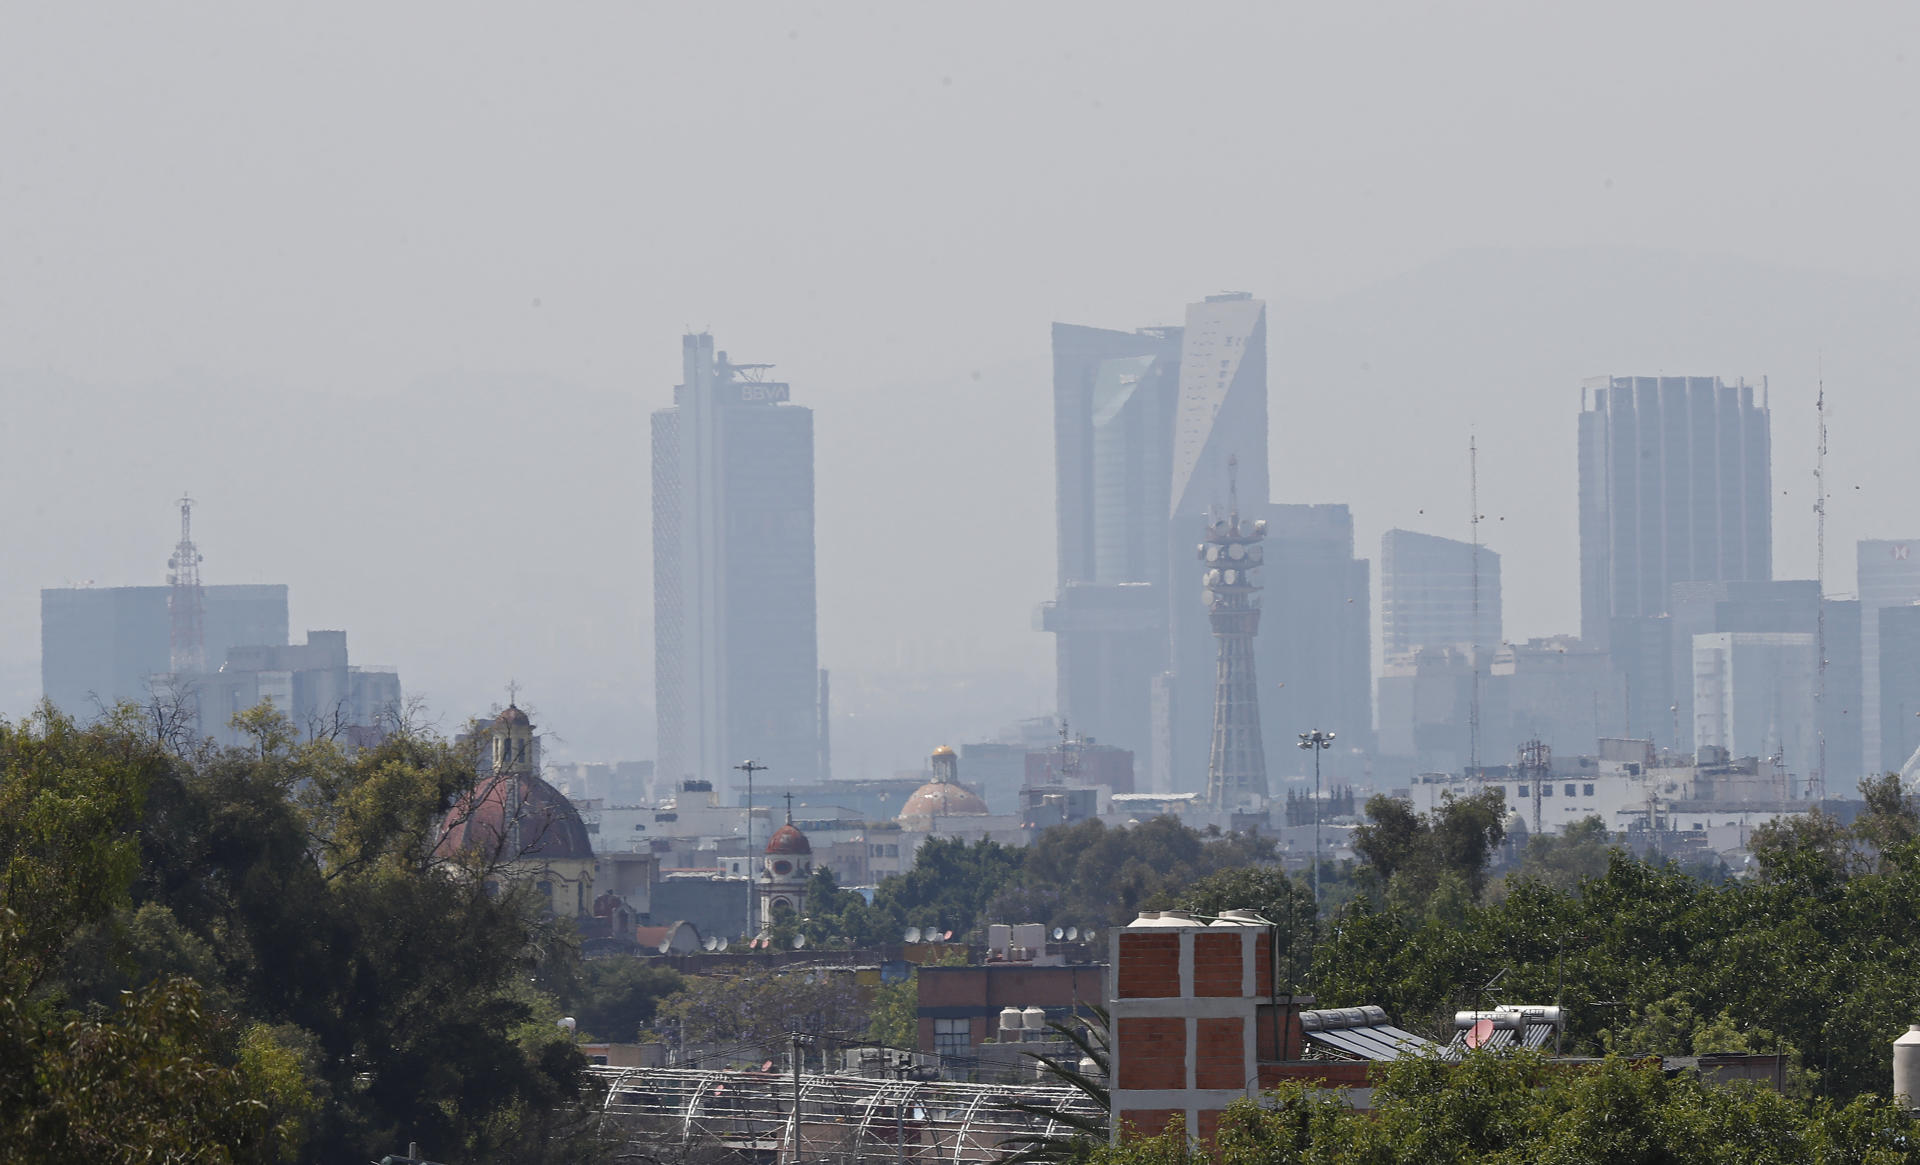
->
[166,495,206,675]
[1201,457,1269,810]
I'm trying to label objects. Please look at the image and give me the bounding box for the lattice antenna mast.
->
[1813,365,1828,800]
[1469,436,1481,772]
[166,495,206,674]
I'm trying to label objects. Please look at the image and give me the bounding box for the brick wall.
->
[1194,1017,1245,1090]
[1117,933,1180,998]
[1192,933,1243,996]
[1116,1017,1185,1090]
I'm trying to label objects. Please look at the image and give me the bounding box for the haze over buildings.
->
[7,8,1920,777]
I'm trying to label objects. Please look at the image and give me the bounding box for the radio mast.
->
[1469,435,1481,772]
[166,495,205,675]
[1813,369,1828,800]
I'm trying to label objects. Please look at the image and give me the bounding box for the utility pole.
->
[736,759,768,939]
[789,1030,814,1165]
[1297,730,1335,904]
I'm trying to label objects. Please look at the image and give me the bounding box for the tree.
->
[655,971,863,1057]
[1510,814,1616,893]
[1351,790,1505,914]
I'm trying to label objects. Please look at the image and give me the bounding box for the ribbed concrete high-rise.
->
[653,333,820,799]
[1201,471,1268,810]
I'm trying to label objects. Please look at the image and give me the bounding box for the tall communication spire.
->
[1813,368,1829,800]
[1469,435,1481,772]
[166,495,206,674]
[1202,456,1269,810]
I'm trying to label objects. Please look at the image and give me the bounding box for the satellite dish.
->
[792,934,808,949]
[716,936,730,951]
[702,935,719,952]
[904,927,922,944]
[1084,929,1096,943]
[941,930,954,941]
[1066,926,1080,941]
[1050,927,1065,941]
[1465,1018,1496,1049]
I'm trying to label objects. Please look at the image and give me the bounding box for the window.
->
[1516,784,1530,798]
[934,1019,970,1057]
[1583,783,1595,796]
[1541,784,1554,797]
[655,812,678,823]
[1564,784,1577,797]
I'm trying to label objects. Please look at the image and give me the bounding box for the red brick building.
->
[1108,910,1368,1143]
[916,963,1104,1058]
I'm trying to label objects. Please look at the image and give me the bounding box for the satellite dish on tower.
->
[792,934,808,950]
[903,927,922,944]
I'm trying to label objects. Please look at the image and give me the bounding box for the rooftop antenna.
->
[166,494,205,674]
[1813,360,1828,801]
[1469,436,1481,772]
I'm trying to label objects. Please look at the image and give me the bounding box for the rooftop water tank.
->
[1895,1025,1920,1110]
[1022,1006,1048,1030]
[999,1006,1024,1033]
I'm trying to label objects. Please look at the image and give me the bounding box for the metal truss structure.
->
[593,1066,1101,1165]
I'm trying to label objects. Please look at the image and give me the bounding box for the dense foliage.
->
[1094,1051,1919,1165]
[0,704,608,1164]
[1313,778,1920,1103]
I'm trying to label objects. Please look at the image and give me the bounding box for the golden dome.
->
[931,745,956,758]
[899,780,989,821]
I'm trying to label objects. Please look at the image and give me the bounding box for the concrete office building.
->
[1042,321,1183,779]
[1859,541,1920,776]
[653,333,821,801]
[1693,632,1817,786]
[1380,529,1500,658]
[1578,376,1772,651]
[42,583,289,717]
[194,630,401,749]
[1879,603,1920,778]
[1258,505,1371,778]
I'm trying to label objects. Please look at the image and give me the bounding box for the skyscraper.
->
[1042,295,1273,794]
[1041,322,1182,772]
[1578,376,1772,649]
[1858,540,1920,775]
[1380,529,1501,657]
[653,333,820,799]
[1259,504,1371,775]
[1164,295,1270,792]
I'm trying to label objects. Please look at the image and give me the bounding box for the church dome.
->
[899,780,989,821]
[766,822,812,855]
[495,704,532,728]
[434,771,594,863]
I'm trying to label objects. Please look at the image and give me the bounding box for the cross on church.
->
[783,791,794,823]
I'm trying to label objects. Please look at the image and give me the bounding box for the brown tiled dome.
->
[765,822,811,855]
[434,771,592,862]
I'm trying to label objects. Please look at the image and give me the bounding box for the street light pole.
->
[1297,730,1335,905]
[736,759,768,940]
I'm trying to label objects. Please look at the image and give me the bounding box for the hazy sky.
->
[4,4,1917,767]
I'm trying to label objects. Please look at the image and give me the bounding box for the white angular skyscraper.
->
[653,333,820,798]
